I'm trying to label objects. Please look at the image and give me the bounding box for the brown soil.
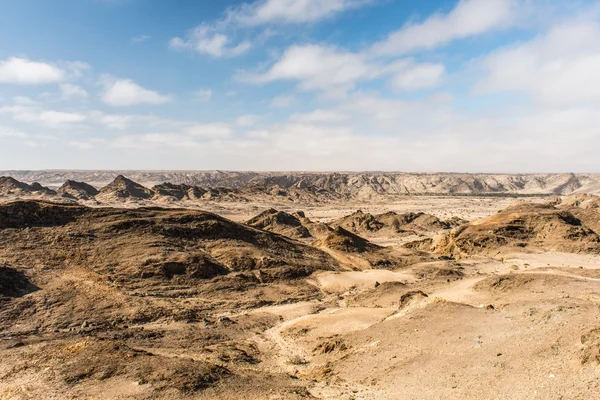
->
[432,202,600,257]
[2,196,600,399]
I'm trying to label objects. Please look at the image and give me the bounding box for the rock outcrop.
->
[96,175,154,201]
[57,180,99,200]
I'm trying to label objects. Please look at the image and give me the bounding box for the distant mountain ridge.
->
[1,170,600,196]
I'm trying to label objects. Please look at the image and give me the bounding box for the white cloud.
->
[19,87,600,171]
[245,129,271,139]
[476,20,600,105]
[105,122,234,152]
[170,0,374,58]
[290,109,349,123]
[270,94,296,108]
[100,77,171,106]
[371,0,520,56]
[184,122,233,138]
[170,25,252,58]
[131,35,151,44]
[69,140,95,150]
[232,0,372,25]
[236,114,261,127]
[240,44,445,94]
[37,110,86,126]
[111,132,235,150]
[390,63,445,90]
[240,44,375,92]
[12,96,39,106]
[63,61,91,80]
[0,126,28,139]
[195,89,213,102]
[91,112,135,130]
[69,138,107,150]
[60,83,89,99]
[0,105,87,128]
[0,57,64,84]
[89,111,186,131]
[6,2,600,171]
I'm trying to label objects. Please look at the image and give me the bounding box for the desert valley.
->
[4,0,600,398]
[0,171,599,399]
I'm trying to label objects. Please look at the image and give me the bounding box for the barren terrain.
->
[0,173,599,399]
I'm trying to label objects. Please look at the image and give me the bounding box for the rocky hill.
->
[152,182,206,201]
[57,180,99,200]
[431,203,600,257]
[95,175,155,201]
[0,200,338,283]
[3,171,600,195]
[246,209,312,239]
[0,176,56,197]
[331,210,462,237]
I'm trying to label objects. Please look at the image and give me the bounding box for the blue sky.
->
[1,0,599,172]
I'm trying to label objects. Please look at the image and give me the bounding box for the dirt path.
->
[233,253,600,398]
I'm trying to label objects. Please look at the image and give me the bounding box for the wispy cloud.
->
[60,83,88,100]
[475,18,600,105]
[238,44,445,95]
[170,0,375,58]
[170,25,252,58]
[230,0,374,26]
[0,105,87,128]
[100,76,171,106]
[195,89,213,102]
[269,94,296,108]
[130,34,151,44]
[371,0,522,56]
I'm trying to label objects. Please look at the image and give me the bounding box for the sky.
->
[1,0,599,172]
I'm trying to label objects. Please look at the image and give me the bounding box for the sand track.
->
[236,252,600,398]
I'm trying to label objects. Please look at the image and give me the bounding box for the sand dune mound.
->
[313,226,432,269]
[246,208,311,239]
[330,210,384,234]
[347,281,408,308]
[414,264,464,280]
[57,180,99,200]
[247,208,335,241]
[376,211,451,234]
[302,220,336,239]
[432,203,600,257]
[398,290,429,308]
[473,274,537,293]
[559,193,600,210]
[315,226,382,254]
[202,187,250,202]
[96,175,154,201]
[0,176,56,197]
[152,182,206,200]
[445,216,469,227]
[331,210,457,238]
[566,207,600,236]
[472,273,585,295]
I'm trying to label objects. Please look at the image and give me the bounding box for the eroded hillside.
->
[1,196,599,399]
